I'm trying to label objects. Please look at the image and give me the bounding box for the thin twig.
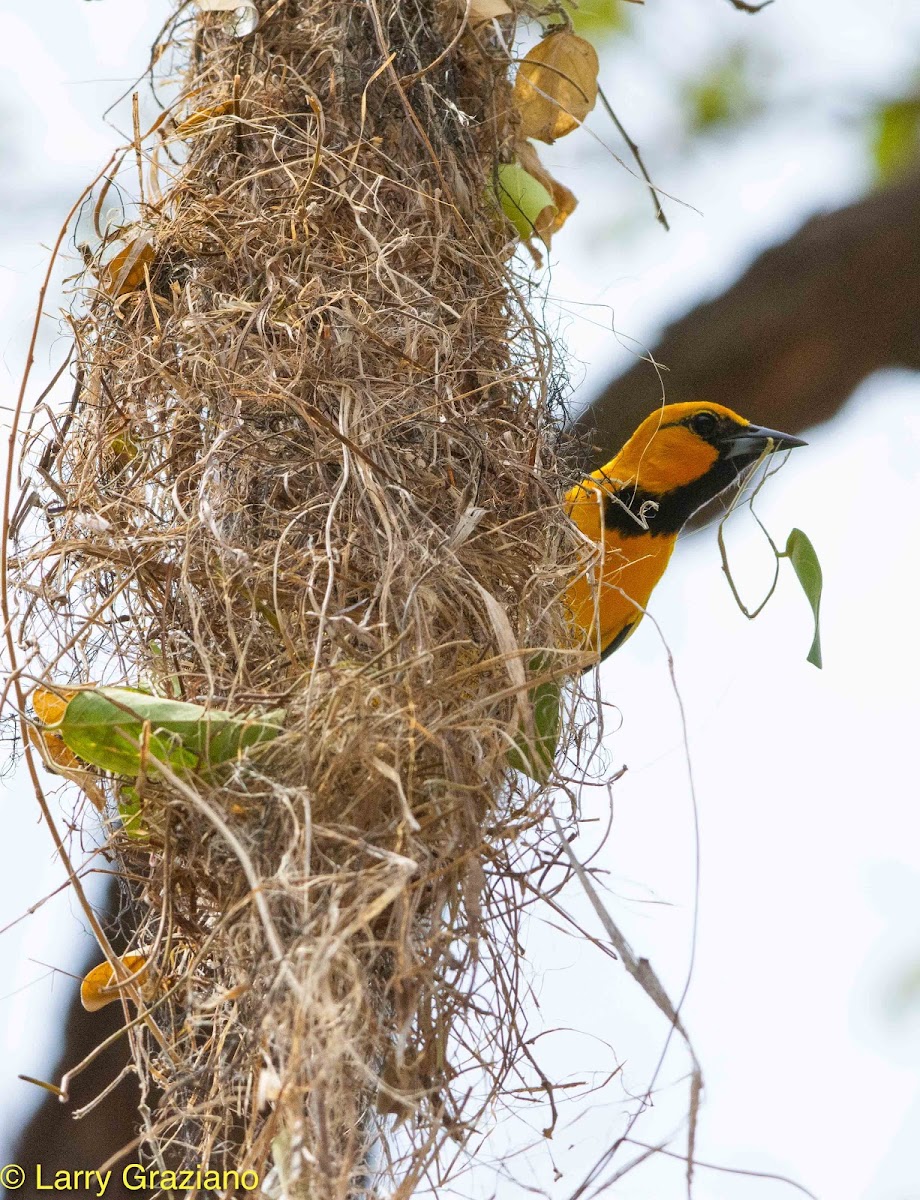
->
[624,1139,819,1199]
[597,85,669,230]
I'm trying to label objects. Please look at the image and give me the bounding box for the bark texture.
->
[573,171,920,466]
[10,927,148,1200]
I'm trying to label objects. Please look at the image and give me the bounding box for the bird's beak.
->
[723,423,808,459]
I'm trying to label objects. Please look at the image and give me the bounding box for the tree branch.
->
[572,171,920,468]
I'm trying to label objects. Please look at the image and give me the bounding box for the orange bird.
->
[565,401,806,662]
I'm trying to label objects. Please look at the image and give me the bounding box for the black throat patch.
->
[603,457,741,537]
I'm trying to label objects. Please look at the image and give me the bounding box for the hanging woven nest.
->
[6,1,595,1194]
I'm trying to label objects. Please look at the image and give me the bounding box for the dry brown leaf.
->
[29,727,80,772]
[104,238,155,296]
[80,954,149,1012]
[376,1052,425,1123]
[27,725,107,811]
[469,0,512,23]
[517,141,578,237]
[514,30,599,143]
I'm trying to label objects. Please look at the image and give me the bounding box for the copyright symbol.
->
[1,1164,26,1189]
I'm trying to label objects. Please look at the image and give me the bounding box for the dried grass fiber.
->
[7,1,587,1194]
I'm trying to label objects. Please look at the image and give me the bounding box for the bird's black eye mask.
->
[686,409,719,439]
[677,411,807,460]
[676,409,742,450]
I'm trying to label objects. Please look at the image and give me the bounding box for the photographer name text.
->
[23,1164,260,1194]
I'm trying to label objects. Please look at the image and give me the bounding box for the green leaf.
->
[891,961,920,1015]
[684,46,760,134]
[53,687,285,777]
[784,528,823,669]
[562,0,627,38]
[205,705,287,764]
[117,787,147,840]
[507,656,562,782]
[870,97,920,185]
[495,161,555,243]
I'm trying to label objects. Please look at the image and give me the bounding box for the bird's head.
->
[594,401,806,534]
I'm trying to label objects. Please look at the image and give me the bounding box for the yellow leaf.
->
[104,239,155,296]
[31,686,108,811]
[32,687,76,727]
[175,100,234,137]
[514,30,599,143]
[80,955,149,1012]
[107,430,139,468]
[470,0,512,22]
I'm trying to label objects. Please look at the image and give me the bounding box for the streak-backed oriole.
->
[566,401,806,662]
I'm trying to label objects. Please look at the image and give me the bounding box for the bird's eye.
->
[689,411,717,438]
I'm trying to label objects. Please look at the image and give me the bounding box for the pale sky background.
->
[1,2,919,1199]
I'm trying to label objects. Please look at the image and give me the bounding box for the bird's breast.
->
[565,481,676,656]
